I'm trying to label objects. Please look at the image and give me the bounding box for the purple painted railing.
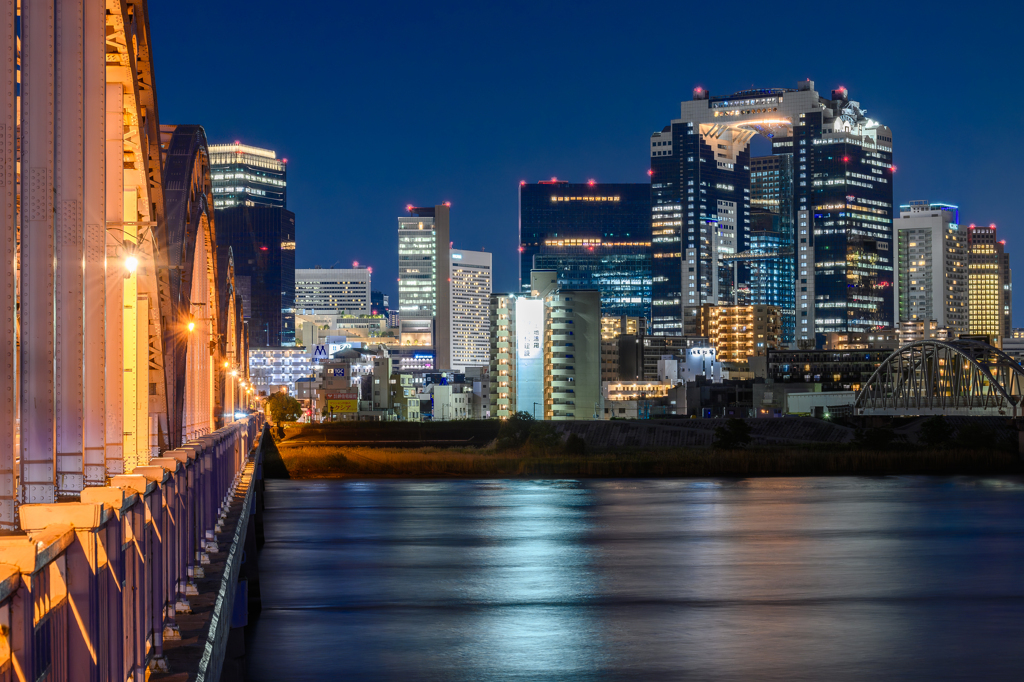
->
[0,415,263,682]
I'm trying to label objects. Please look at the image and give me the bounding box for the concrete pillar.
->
[82,0,106,488]
[0,0,17,529]
[55,0,86,498]
[20,0,57,505]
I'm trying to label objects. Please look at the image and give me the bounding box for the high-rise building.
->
[295,267,371,315]
[371,291,389,317]
[450,249,492,371]
[216,206,296,347]
[893,201,968,335]
[723,209,796,342]
[489,293,517,419]
[398,204,451,368]
[519,180,652,320]
[700,304,782,362]
[209,142,287,209]
[650,80,894,344]
[489,272,602,420]
[968,224,1012,340]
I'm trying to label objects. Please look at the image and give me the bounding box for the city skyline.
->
[149,1,1020,318]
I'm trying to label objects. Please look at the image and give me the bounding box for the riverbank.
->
[263,438,1024,479]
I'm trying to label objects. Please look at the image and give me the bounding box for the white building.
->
[249,347,315,396]
[398,205,451,367]
[450,249,492,372]
[894,201,968,335]
[295,267,371,315]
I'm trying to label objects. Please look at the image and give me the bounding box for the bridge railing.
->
[0,415,263,682]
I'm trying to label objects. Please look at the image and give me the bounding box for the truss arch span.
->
[855,340,1024,417]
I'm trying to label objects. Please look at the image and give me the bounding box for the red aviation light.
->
[647,169,653,176]
[588,179,595,186]
[842,156,849,163]
[406,204,414,212]
[353,261,359,268]
[890,165,896,172]
[518,247,524,253]
[443,201,451,207]
[520,180,526,185]
[260,246,268,251]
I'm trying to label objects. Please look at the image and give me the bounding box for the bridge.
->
[0,2,264,680]
[855,339,1024,417]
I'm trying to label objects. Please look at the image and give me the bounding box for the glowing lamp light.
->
[518,247,524,253]
[695,87,702,92]
[890,165,897,172]
[406,204,414,211]
[231,370,238,376]
[520,180,526,186]
[125,255,138,274]
[588,179,595,186]
[990,223,997,228]
[187,320,196,332]
[353,260,359,268]
[842,156,849,163]
[282,158,287,163]
[550,177,558,182]
[234,140,240,144]
[223,361,230,368]
[443,201,451,207]
[1000,240,1006,245]
[367,266,373,274]
[260,246,268,251]
[647,169,653,176]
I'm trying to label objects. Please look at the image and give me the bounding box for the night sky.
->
[149,0,1023,317]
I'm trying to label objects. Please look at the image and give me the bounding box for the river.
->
[245,477,1024,681]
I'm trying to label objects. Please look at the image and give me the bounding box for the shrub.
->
[713,419,751,449]
[496,411,535,450]
[854,426,896,450]
[564,433,587,456]
[919,415,953,447]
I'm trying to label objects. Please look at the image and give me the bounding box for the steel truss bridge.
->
[855,339,1024,417]
[0,2,262,680]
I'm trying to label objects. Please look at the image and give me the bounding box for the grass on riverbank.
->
[263,438,1024,479]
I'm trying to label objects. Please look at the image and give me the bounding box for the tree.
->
[713,418,751,449]
[564,433,587,456]
[919,415,953,447]
[264,392,302,423]
[496,411,535,450]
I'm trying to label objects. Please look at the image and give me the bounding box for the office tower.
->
[968,224,1011,340]
[700,304,782,362]
[750,154,795,218]
[893,201,968,335]
[519,180,652,320]
[650,80,894,344]
[489,294,517,419]
[724,209,796,342]
[295,267,371,315]
[1001,246,1013,335]
[371,291,389,317]
[216,206,296,347]
[450,249,492,371]
[209,142,287,209]
[398,204,451,368]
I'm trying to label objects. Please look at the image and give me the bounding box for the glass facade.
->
[519,181,651,321]
[216,206,296,347]
[650,82,894,345]
[725,210,796,342]
[209,143,287,209]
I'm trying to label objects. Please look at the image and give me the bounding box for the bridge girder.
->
[855,340,1024,417]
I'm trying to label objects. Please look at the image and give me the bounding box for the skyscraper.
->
[216,206,296,347]
[450,249,492,371]
[650,80,894,344]
[398,204,451,368]
[519,180,651,320]
[371,291,390,318]
[968,223,1012,340]
[209,142,287,209]
[295,267,371,315]
[893,201,968,335]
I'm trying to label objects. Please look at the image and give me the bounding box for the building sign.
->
[515,298,544,418]
[327,391,358,414]
[312,345,328,362]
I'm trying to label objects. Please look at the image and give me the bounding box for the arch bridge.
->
[855,340,1024,417]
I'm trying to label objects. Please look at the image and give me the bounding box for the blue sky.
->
[149,0,1024,317]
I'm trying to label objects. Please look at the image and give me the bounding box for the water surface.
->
[246,477,1024,681]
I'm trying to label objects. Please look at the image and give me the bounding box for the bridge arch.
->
[855,340,1024,417]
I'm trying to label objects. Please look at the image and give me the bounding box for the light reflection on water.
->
[246,477,1024,681]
